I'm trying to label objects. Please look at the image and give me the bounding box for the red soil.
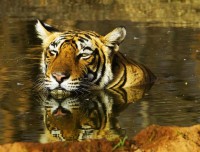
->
[0,124,200,152]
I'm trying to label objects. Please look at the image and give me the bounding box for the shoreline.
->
[0,124,199,152]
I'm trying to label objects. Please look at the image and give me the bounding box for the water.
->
[0,1,200,144]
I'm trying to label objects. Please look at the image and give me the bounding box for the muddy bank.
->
[2,1,200,27]
[134,124,200,152]
[0,124,200,152]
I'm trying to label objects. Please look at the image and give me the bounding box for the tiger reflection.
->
[39,86,149,143]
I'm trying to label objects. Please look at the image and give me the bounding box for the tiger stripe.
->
[35,20,156,92]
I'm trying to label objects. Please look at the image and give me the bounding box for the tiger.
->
[35,20,156,93]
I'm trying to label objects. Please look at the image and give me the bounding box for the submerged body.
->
[35,20,156,92]
[106,52,155,88]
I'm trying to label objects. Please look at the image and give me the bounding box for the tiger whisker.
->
[80,81,100,90]
[33,75,50,94]
[79,87,91,93]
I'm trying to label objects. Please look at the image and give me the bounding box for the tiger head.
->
[35,20,126,92]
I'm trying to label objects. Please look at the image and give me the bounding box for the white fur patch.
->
[35,20,51,40]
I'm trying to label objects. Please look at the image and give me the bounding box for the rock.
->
[0,140,113,152]
[133,124,200,152]
[0,125,200,152]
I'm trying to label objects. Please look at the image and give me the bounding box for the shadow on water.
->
[37,86,151,143]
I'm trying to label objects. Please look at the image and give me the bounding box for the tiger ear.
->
[35,20,59,40]
[103,27,126,49]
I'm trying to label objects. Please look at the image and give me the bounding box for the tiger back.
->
[35,20,156,92]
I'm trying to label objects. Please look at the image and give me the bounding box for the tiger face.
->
[35,20,126,92]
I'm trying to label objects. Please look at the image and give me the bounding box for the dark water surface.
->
[1,2,200,144]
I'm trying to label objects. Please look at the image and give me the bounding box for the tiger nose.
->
[52,72,70,82]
